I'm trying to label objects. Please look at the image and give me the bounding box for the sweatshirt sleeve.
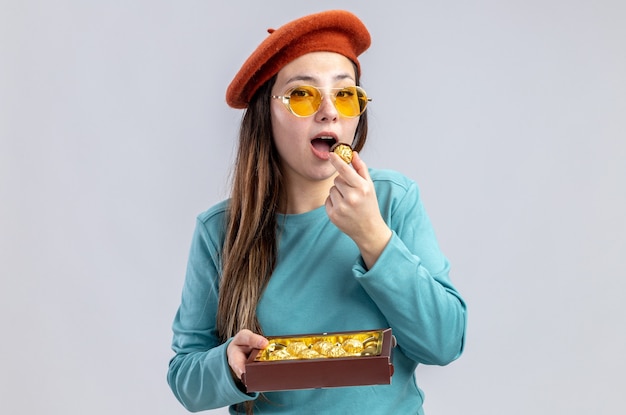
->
[167,215,257,411]
[354,176,467,366]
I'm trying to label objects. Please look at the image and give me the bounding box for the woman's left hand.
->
[326,151,392,269]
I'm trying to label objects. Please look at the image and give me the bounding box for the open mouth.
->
[311,136,337,153]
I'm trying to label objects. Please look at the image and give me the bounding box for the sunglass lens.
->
[288,86,321,117]
[335,87,368,117]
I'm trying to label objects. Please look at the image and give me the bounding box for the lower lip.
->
[311,144,331,161]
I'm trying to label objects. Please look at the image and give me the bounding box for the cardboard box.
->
[243,328,395,392]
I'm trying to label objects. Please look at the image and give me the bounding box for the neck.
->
[280,173,336,214]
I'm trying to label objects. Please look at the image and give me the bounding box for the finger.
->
[326,185,341,210]
[229,354,248,379]
[328,152,355,177]
[329,184,344,198]
[228,330,269,379]
[350,151,371,181]
[329,152,361,188]
[233,329,269,351]
[325,195,336,216]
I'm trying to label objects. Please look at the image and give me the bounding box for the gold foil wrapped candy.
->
[341,338,364,355]
[361,336,380,356]
[254,330,384,362]
[268,348,293,361]
[298,349,321,359]
[312,340,334,356]
[328,344,348,357]
[286,341,308,356]
[331,143,353,164]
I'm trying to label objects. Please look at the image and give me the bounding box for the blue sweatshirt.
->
[168,168,466,414]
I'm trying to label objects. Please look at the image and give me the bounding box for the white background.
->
[1,1,625,414]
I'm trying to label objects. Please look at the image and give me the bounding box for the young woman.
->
[167,10,466,414]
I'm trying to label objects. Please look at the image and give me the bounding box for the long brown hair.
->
[217,73,368,413]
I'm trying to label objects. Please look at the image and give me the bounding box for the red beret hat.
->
[226,10,371,109]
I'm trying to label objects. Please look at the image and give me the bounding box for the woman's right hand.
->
[226,329,269,381]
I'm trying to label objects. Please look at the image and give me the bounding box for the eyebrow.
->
[285,73,355,85]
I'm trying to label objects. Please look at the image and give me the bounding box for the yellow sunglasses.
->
[272,85,371,118]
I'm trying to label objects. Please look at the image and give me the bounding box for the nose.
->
[315,93,338,122]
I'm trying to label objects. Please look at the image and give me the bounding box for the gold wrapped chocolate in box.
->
[243,328,395,392]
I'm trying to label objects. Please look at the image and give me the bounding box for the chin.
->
[310,167,337,182]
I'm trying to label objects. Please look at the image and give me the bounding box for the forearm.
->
[355,233,466,365]
[167,340,256,412]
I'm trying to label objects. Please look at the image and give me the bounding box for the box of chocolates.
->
[242,328,395,392]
